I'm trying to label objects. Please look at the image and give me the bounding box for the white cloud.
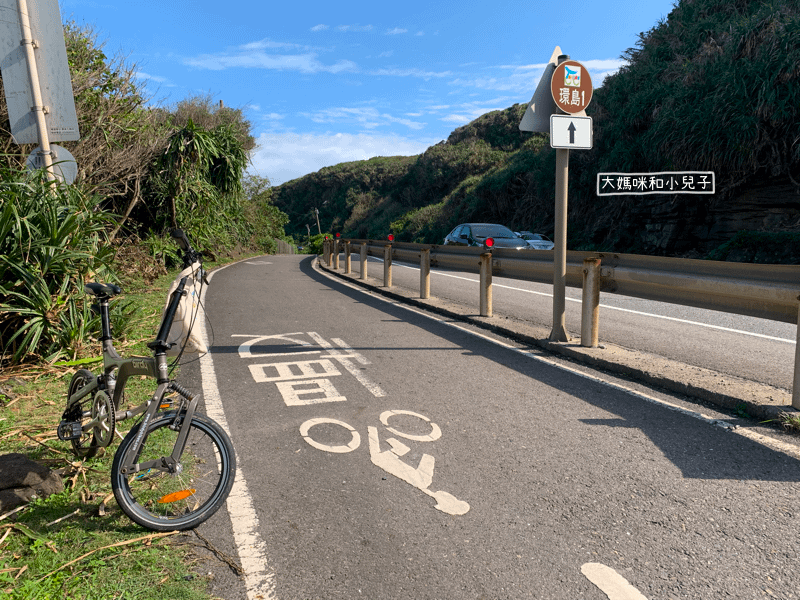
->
[386,27,407,35]
[310,24,328,31]
[298,106,426,130]
[134,71,173,85]
[248,132,438,185]
[336,24,374,32]
[370,67,452,79]
[183,51,357,74]
[449,58,628,93]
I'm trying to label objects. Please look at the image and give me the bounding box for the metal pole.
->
[383,245,392,287]
[17,0,55,181]
[333,240,340,270]
[420,248,431,299]
[793,303,800,409]
[581,257,601,348]
[360,244,367,280]
[344,241,351,274]
[480,252,493,317]
[315,208,321,235]
[550,146,570,341]
[549,54,571,342]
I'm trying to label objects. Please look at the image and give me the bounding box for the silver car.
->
[515,231,554,250]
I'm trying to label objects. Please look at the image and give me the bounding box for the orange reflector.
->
[159,404,171,409]
[158,489,196,504]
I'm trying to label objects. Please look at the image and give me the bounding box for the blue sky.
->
[60,0,678,185]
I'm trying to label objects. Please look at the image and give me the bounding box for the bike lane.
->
[192,255,800,600]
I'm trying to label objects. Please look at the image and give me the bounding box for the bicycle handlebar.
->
[170,228,204,272]
[170,228,193,252]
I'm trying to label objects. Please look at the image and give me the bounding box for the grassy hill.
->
[273,0,800,261]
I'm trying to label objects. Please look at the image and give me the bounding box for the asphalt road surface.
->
[178,255,800,600]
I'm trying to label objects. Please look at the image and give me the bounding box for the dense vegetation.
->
[0,22,289,365]
[274,0,800,259]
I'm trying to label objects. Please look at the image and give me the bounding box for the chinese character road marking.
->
[234,332,386,405]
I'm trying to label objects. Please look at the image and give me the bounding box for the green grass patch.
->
[0,252,260,599]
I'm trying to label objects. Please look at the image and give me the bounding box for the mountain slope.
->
[273,0,800,259]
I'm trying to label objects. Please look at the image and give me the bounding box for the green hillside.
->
[273,0,800,260]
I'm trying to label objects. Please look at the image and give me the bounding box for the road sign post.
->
[549,55,593,342]
[0,0,80,181]
[519,51,593,342]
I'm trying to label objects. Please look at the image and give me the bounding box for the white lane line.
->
[581,563,648,600]
[365,257,796,344]
[201,262,276,600]
[323,260,800,463]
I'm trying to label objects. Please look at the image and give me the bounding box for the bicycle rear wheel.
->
[111,412,235,531]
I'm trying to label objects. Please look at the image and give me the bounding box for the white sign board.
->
[0,0,80,144]
[550,114,592,150]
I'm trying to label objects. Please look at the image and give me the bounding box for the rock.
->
[0,453,64,512]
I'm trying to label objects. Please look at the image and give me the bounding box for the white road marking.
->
[324,259,800,463]
[367,257,796,344]
[300,417,361,453]
[201,262,275,600]
[581,563,648,600]
[380,409,442,442]
[308,331,386,397]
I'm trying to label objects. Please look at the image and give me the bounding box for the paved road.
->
[183,255,800,600]
[357,255,797,390]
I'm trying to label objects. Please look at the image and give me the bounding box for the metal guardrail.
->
[323,238,800,408]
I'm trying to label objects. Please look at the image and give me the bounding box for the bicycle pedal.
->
[57,421,83,441]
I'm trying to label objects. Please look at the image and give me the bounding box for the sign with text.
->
[597,172,715,196]
[550,59,592,114]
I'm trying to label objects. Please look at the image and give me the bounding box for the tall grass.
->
[0,167,116,364]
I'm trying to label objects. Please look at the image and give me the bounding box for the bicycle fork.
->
[117,381,200,476]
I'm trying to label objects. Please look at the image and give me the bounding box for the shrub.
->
[0,167,116,364]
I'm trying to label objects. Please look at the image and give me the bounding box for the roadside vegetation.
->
[0,18,289,600]
[0,262,248,599]
[273,0,800,261]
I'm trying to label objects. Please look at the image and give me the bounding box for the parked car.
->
[443,223,531,249]
[515,231,555,250]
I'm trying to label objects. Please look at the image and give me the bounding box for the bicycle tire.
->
[111,412,235,531]
[66,369,101,459]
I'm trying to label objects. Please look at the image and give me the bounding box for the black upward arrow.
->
[568,121,576,144]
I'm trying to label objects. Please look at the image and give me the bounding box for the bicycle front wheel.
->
[111,413,236,531]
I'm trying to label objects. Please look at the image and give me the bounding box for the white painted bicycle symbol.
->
[299,410,470,516]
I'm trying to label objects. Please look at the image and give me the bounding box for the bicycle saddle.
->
[84,282,122,297]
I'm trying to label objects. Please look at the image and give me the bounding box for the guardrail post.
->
[333,240,340,270]
[384,244,392,287]
[324,239,331,266]
[360,244,368,280]
[581,257,601,348]
[480,252,493,317]
[793,304,800,410]
[344,241,351,273]
[420,248,431,299]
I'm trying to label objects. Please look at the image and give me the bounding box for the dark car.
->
[443,223,530,249]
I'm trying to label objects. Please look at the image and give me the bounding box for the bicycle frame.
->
[64,269,202,473]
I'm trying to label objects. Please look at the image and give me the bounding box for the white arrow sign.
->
[550,114,592,149]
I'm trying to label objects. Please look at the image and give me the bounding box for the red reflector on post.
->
[484,237,495,248]
[388,234,395,241]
